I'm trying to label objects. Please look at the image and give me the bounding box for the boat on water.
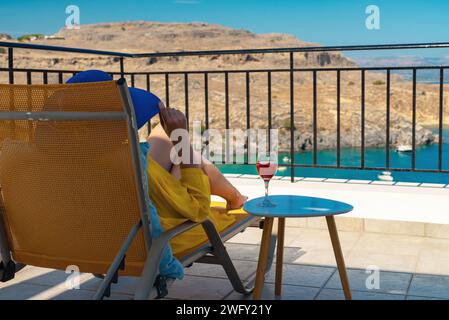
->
[378,171,394,181]
[396,145,413,153]
[282,156,290,163]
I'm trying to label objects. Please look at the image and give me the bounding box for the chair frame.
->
[0,79,274,300]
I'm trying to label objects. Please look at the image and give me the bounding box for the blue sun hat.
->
[67,70,160,128]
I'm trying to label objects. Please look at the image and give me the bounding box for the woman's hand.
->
[159,102,187,137]
[158,102,199,168]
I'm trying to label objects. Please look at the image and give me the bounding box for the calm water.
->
[217,128,449,184]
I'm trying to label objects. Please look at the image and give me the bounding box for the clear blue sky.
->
[1,0,449,58]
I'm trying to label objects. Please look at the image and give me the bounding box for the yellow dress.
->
[146,156,237,256]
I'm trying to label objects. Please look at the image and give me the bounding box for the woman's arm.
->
[153,103,246,210]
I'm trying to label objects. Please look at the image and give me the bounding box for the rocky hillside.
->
[0,33,12,40]
[0,22,442,151]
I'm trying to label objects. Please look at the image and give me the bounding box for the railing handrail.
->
[2,41,449,58]
[132,42,449,58]
[0,41,133,58]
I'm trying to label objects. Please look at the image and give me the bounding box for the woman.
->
[147,103,248,256]
[66,69,247,258]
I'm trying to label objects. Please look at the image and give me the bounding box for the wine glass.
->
[256,153,278,207]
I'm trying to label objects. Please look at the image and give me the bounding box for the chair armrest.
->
[155,220,203,244]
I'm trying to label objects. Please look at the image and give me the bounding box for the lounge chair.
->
[0,79,275,300]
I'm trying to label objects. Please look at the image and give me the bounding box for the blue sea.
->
[217,128,449,184]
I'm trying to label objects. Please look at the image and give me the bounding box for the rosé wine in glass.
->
[256,154,278,207]
[256,161,278,181]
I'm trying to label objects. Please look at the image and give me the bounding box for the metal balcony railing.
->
[2,41,449,182]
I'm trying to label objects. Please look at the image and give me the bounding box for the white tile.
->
[347,179,372,184]
[302,177,326,182]
[345,251,418,273]
[324,178,349,183]
[224,173,243,178]
[370,181,395,185]
[240,174,260,179]
[419,183,446,188]
[280,176,304,181]
[395,182,420,187]
[227,227,263,245]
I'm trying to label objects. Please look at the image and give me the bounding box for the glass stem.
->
[264,180,269,198]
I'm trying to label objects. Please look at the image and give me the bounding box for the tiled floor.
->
[2,226,449,300]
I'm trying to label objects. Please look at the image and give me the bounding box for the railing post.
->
[412,69,417,170]
[386,69,391,170]
[146,73,152,135]
[361,69,365,169]
[224,72,230,164]
[246,71,251,132]
[119,57,125,79]
[184,73,189,128]
[165,73,170,108]
[204,73,209,130]
[289,52,295,182]
[246,71,251,165]
[146,73,151,92]
[312,70,318,165]
[439,68,444,171]
[7,47,15,136]
[26,71,32,85]
[268,71,272,152]
[336,70,341,167]
[8,47,14,84]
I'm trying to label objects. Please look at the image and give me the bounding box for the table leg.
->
[275,217,285,297]
[253,217,274,300]
[326,215,352,300]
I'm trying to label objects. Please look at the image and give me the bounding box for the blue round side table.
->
[243,195,353,300]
